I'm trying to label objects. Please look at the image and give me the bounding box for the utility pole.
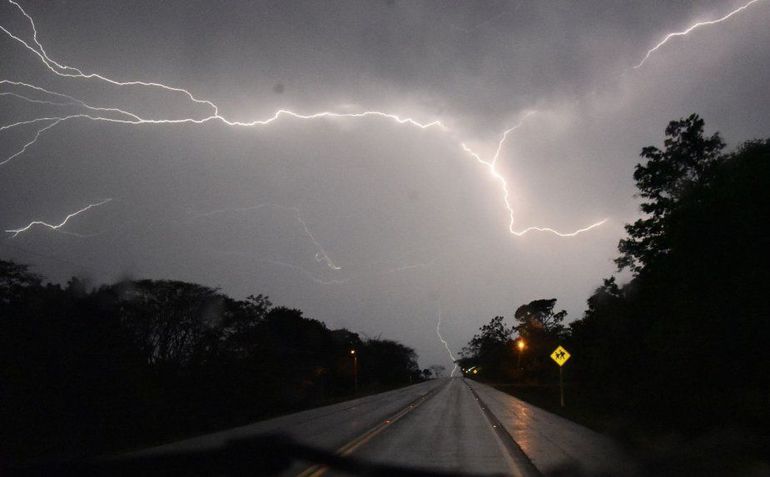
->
[350,349,358,394]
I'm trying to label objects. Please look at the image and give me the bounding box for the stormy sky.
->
[2,0,769,369]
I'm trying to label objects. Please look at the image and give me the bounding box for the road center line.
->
[295,382,446,477]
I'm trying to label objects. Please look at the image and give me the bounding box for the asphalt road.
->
[134,378,443,459]
[132,378,631,476]
[338,377,535,477]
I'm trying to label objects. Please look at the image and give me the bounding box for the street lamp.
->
[516,339,526,369]
[350,349,358,394]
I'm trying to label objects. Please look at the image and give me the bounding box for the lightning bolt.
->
[0,118,61,166]
[295,213,342,271]
[1,91,78,108]
[633,0,764,69]
[5,198,112,237]
[212,250,351,286]
[1,0,606,238]
[212,248,435,286]
[436,303,458,377]
[162,204,440,284]
[186,204,341,271]
[1,79,144,120]
[460,138,609,237]
[376,259,435,275]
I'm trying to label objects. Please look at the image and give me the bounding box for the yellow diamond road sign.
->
[550,346,571,367]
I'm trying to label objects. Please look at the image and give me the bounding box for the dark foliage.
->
[462,116,769,469]
[566,117,770,460]
[459,316,514,379]
[617,114,726,272]
[459,299,567,382]
[0,268,421,464]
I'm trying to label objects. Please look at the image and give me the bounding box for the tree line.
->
[0,268,422,464]
[460,115,769,462]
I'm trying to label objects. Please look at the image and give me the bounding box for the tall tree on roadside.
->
[460,316,514,379]
[568,116,770,444]
[513,298,567,339]
[616,114,724,272]
[513,299,567,381]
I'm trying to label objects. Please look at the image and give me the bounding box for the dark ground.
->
[494,382,770,476]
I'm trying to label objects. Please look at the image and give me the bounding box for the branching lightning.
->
[633,0,764,69]
[295,213,342,271]
[459,115,608,237]
[5,198,112,237]
[186,204,341,271]
[212,250,352,286]
[0,0,606,239]
[0,0,762,369]
[1,118,61,166]
[1,79,144,120]
[190,204,440,284]
[436,303,458,377]
[212,248,435,286]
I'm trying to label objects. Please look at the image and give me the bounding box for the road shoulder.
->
[465,379,636,475]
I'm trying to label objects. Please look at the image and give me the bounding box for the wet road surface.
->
[337,377,535,476]
[134,378,632,476]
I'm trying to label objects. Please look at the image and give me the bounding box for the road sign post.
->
[550,345,571,408]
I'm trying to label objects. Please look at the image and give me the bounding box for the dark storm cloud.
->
[2,0,769,368]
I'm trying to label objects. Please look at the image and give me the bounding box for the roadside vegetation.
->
[460,115,770,473]
[0,269,422,464]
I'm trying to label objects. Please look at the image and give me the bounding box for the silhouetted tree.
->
[113,280,225,368]
[0,262,423,465]
[0,259,41,304]
[617,114,725,272]
[360,338,420,386]
[567,116,770,453]
[511,298,567,381]
[461,316,515,379]
[513,298,567,338]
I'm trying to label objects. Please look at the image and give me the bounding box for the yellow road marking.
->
[295,386,440,477]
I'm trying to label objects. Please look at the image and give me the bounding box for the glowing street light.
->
[516,338,526,369]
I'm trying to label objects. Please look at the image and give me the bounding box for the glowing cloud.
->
[1,0,606,238]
